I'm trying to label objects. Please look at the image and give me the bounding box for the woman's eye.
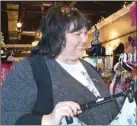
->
[76,33,81,36]
[74,33,81,36]
[74,31,87,36]
[84,31,87,35]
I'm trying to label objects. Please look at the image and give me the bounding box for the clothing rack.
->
[102,30,137,44]
[80,88,134,111]
[65,88,134,124]
[82,53,135,59]
[82,55,113,59]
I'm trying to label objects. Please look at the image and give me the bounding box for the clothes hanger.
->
[65,88,134,124]
[133,52,136,63]
[127,53,132,62]
[118,53,133,72]
[122,53,133,72]
[119,53,124,65]
[80,88,134,110]
[127,53,137,69]
[113,55,124,74]
[113,53,133,73]
[109,72,120,95]
[127,62,137,69]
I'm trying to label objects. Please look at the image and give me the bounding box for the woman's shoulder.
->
[2,56,36,89]
[14,57,31,70]
[8,57,34,79]
[14,55,46,69]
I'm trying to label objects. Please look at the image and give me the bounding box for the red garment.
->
[130,1,137,26]
[0,63,14,85]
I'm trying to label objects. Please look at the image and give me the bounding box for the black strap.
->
[26,55,53,115]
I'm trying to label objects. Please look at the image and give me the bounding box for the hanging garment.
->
[130,1,137,26]
[60,90,137,125]
[109,74,121,95]
[131,69,137,92]
[127,61,137,69]
[97,58,104,72]
[110,97,136,125]
[105,56,113,70]
[83,57,97,68]
[0,63,14,85]
[86,44,105,56]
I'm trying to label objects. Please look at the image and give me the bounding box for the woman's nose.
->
[81,33,88,43]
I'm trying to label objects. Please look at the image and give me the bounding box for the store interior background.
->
[1,1,136,57]
[1,1,137,85]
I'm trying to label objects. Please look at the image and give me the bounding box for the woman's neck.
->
[56,55,79,65]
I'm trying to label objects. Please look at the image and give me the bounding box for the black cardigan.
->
[15,55,54,125]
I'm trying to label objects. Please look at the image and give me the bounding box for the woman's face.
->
[60,27,88,60]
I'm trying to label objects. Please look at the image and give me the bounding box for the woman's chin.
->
[75,51,84,58]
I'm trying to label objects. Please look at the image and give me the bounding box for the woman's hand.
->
[41,101,82,125]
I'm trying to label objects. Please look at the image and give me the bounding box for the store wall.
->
[87,12,136,54]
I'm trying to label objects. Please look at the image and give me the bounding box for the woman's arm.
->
[1,58,42,125]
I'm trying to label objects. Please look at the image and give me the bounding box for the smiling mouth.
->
[77,47,85,50]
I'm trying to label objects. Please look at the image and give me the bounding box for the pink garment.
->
[125,44,134,54]
[127,61,137,68]
[126,38,137,54]
[0,63,14,85]
[130,2,137,26]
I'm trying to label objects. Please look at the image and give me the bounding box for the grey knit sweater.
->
[1,57,119,125]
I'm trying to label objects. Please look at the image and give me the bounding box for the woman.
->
[1,7,119,125]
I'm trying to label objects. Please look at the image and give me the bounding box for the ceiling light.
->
[32,40,39,47]
[17,22,22,28]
